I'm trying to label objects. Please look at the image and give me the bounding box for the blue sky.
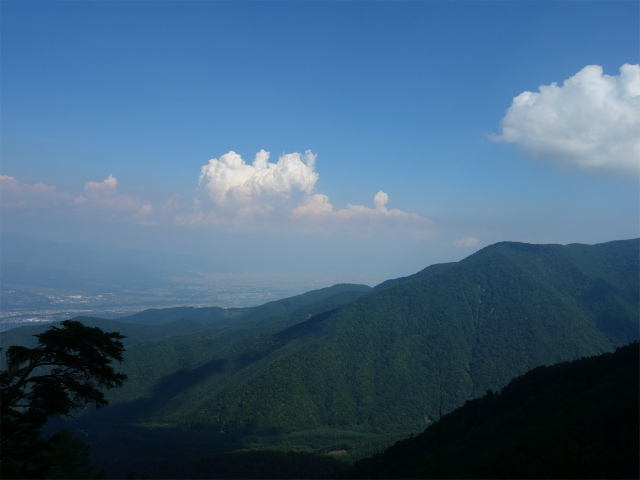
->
[1,1,639,285]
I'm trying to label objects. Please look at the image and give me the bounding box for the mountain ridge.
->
[2,238,638,478]
[87,238,638,435]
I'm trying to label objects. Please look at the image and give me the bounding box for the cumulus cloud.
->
[290,193,334,219]
[491,64,640,179]
[290,190,435,237]
[3,153,436,240]
[374,191,389,211]
[190,149,436,237]
[198,150,319,207]
[290,190,424,223]
[75,174,119,205]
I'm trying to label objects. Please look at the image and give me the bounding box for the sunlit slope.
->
[139,239,638,434]
[99,284,374,409]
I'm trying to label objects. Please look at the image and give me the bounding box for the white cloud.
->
[374,190,389,212]
[290,190,426,223]
[289,193,334,219]
[454,237,479,247]
[75,174,147,212]
[198,150,319,207]
[1,174,153,226]
[3,152,437,241]
[192,150,436,238]
[84,173,118,195]
[0,175,71,207]
[1,175,25,194]
[491,64,640,179]
[290,190,435,237]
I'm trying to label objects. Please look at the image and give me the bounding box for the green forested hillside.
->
[2,239,638,478]
[157,238,638,435]
[338,341,639,479]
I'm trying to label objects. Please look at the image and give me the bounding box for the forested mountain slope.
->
[0,283,375,409]
[156,238,638,434]
[338,341,639,479]
[92,238,639,437]
[2,239,637,478]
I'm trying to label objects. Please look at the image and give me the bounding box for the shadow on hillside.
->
[274,308,336,342]
[51,412,348,479]
[149,358,229,401]
[73,357,230,428]
[585,278,639,344]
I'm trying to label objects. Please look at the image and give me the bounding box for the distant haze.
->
[1,2,638,302]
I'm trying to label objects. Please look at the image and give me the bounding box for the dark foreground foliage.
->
[114,449,345,480]
[337,342,639,479]
[1,320,126,478]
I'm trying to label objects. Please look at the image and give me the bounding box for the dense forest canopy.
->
[338,341,639,479]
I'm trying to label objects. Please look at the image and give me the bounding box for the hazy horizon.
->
[2,2,638,294]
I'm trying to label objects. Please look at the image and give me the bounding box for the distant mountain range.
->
[1,238,638,478]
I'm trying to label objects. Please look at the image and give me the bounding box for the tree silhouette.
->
[1,320,127,478]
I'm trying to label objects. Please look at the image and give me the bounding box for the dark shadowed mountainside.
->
[337,341,639,479]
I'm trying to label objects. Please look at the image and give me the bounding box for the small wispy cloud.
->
[75,174,152,216]
[1,174,152,220]
[291,191,426,223]
[0,175,71,207]
[290,190,435,239]
[491,64,640,180]
[454,237,479,247]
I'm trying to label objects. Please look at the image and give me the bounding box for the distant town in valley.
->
[0,272,331,331]
[0,235,337,331]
